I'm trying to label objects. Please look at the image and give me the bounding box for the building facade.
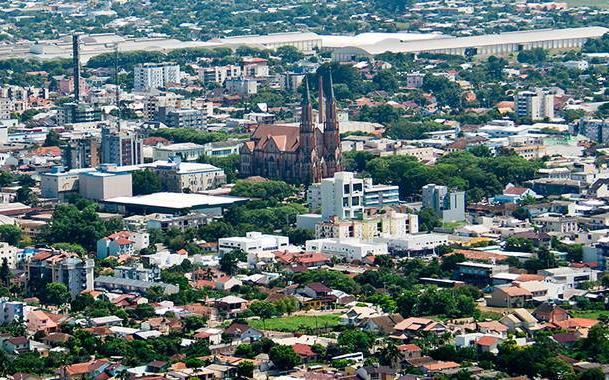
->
[134,63,181,92]
[422,184,466,223]
[101,127,143,166]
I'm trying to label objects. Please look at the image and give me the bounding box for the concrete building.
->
[214,32,322,54]
[578,118,609,144]
[202,140,243,158]
[218,231,289,255]
[96,230,150,259]
[114,264,160,282]
[422,184,465,223]
[0,242,18,270]
[134,62,181,92]
[305,238,388,262]
[376,233,450,256]
[62,137,100,170]
[78,167,133,201]
[225,78,258,95]
[309,172,400,221]
[26,251,94,300]
[57,103,102,125]
[162,108,205,129]
[101,127,143,166]
[40,166,95,200]
[0,298,24,324]
[152,142,205,162]
[515,90,554,121]
[147,159,226,193]
[124,213,211,232]
[538,267,599,289]
[198,65,242,84]
[0,98,12,120]
[315,210,418,240]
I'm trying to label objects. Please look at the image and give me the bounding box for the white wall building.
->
[134,62,181,92]
[305,238,388,262]
[375,233,449,256]
[218,231,289,255]
[0,242,18,269]
[515,90,554,121]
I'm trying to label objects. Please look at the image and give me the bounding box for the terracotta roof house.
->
[533,302,569,323]
[487,285,533,308]
[58,359,110,380]
[364,313,404,335]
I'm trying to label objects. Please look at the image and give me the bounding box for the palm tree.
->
[379,341,401,369]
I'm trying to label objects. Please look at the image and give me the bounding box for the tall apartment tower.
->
[133,63,181,92]
[422,184,466,223]
[515,89,554,121]
[62,137,100,170]
[101,126,143,166]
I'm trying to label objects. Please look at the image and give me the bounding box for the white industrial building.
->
[330,27,609,61]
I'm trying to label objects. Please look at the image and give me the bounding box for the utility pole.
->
[114,44,121,131]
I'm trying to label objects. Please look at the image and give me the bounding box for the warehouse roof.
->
[334,27,609,55]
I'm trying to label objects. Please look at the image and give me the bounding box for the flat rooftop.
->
[104,192,248,210]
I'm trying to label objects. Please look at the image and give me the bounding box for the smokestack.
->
[72,34,81,102]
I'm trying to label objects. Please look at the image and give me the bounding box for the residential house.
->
[223,322,263,343]
[533,302,570,323]
[215,295,248,316]
[392,318,447,340]
[364,314,404,335]
[487,285,533,308]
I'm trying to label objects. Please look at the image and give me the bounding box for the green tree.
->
[276,46,304,63]
[219,249,247,275]
[249,300,277,329]
[44,282,70,305]
[418,207,441,232]
[337,330,375,354]
[43,129,62,147]
[0,225,22,246]
[236,360,255,379]
[132,169,162,195]
[269,345,301,371]
[15,186,37,205]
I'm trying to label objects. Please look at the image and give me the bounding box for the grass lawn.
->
[570,310,609,320]
[248,314,342,332]
[566,0,609,8]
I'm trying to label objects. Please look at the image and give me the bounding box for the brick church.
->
[239,74,342,185]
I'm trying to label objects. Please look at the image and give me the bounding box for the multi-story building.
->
[0,242,19,270]
[515,90,554,121]
[578,118,609,144]
[96,230,150,259]
[225,78,258,95]
[242,58,269,78]
[62,136,100,170]
[101,127,143,166]
[162,108,205,129]
[314,210,418,240]
[133,62,181,92]
[198,65,242,84]
[148,160,226,193]
[422,184,466,223]
[114,264,160,282]
[143,92,191,121]
[218,231,289,255]
[26,251,94,300]
[0,98,13,120]
[202,140,244,158]
[308,172,399,219]
[0,298,24,324]
[57,103,102,125]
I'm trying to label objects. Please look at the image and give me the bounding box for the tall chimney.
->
[72,34,81,102]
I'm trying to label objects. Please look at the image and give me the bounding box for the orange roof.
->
[515,274,546,282]
[478,321,508,332]
[293,343,316,357]
[476,336,499,346]
[398,344,421,352]
[423,361,460,371]
[555,318,599,330]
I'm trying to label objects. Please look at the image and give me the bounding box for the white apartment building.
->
[315,210,418,240]
[134,63,181,92]
[0,242,18,269]
[0,98,12,120]
[515,90,554,121]
[218,231,289,255]
[147,160,226,193]
[305,238,388,262]
[153,142,205,162]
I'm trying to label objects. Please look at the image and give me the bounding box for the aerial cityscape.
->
[4,0,609,379]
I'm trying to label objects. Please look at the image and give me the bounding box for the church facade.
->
[239,74,342,185]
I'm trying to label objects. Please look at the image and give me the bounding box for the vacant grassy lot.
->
[567,0,609,8]
[249,314,342,332]
[570,310,609,320]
